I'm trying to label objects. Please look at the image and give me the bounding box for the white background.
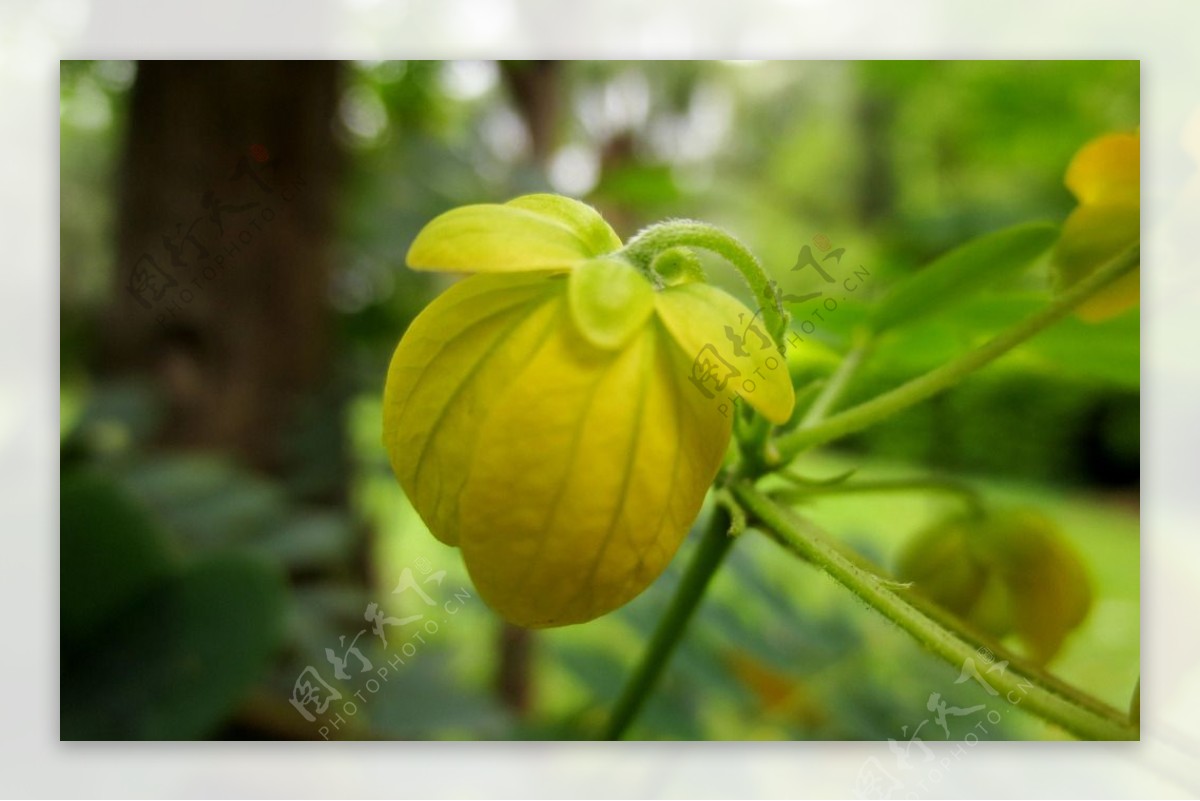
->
[4,0,1198,797]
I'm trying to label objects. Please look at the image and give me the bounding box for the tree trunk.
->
[105,61,342,479]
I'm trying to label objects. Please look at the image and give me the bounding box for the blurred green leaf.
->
[62,554,286,740]
[593,163,681,207]
[63,381,163,460]
[871,222,1058,333]
[1018,310,1139,388]
[119,455,288,551]
[249,511,355,571]
[867,292,1137,389]
[60,471,174,646]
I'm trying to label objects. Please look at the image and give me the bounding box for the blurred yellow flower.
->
[895,509,1092,665]
[383,195,794,627]
[1052,131,1140,322]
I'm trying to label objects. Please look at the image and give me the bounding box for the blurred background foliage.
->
[60,60,1138,740]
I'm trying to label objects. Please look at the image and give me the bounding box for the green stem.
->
[731,481,1138,740]
[601,506,735,740]
[621,221,789,344]
[798,330,872,427]
[776,476,985,516]
[772,243,1140,464]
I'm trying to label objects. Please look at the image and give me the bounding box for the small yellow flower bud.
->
[896,508,1092,664]
[1052,132,1140,322]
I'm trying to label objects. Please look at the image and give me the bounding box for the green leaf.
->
[871,222,1058,333]
[61,555,286,740]
[1018,309,1139,388]
[864,291,1138,388]
[248,511,355,571]
[118,455,288,550]
[593,163,681,206]
[60,471,175,646]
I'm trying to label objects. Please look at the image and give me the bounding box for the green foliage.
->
[60,471,175,645]
[870,222,1058,333]
[62,554,286,739]
[60,471,287,739]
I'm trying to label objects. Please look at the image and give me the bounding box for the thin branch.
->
[731,481,1138,741]
[798,331,872,427]
[775,475,985,516]
[772,243,1140,463]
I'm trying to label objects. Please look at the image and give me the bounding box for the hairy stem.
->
[776,476,985,516]
[731,481,1138,740]
[621,220,789,345]
[773,243,1140,464]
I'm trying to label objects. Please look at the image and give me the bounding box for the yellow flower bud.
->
[1052,132,1140,322]
[896,508,1092,664]
[383,195,794,627]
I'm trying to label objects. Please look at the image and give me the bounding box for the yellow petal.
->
[1065,132,1140,206]
[979,510,1092,665]
[1053,202,1140,321]
[567,257,656,350]
[406,195,621,274]
[459,299,731,627]
[382,272,564,544]
[507,194,623,256]
[654,283,796,424]
[1072,269,1140,323]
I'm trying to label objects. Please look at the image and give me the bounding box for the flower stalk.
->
[601,505,735,740]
